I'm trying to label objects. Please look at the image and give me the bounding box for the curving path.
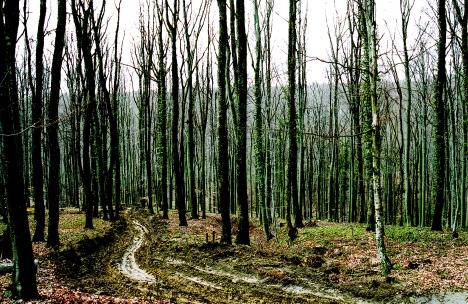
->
[116,218,364,303]
[118,220,156,284]
[114,216,468,304]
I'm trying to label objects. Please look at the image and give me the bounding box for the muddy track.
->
[121,217,374,304]
[118,220,157,284]
[56,212,468,303]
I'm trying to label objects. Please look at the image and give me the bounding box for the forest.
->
[0,0,468,302]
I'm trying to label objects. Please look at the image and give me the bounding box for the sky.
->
[22,0,433,84]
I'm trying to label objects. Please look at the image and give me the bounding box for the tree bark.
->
[0,0,38,297]
[253,0,272,240]
[286,0,301,241]
[168,0,187,226]
[47,0,67,248]
[235,0,250,245]
[365,0,391,275]
[216,0,232,244]
[157,2,168,219]
[31,0,46,242]
[401,0,414,227]
[453,0,468,230]
[71,0,95,229]
[431,0,447,231]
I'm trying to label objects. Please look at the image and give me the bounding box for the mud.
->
[411,292,468,304]
[56,210,466,304]
[128,212,373,303]
[118,220,156,284]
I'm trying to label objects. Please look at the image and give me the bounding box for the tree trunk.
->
[359,0,375,232]
[47,0,66,248]
[0,0,38,297]
[365,0,391,275]
[235,0,250,245]
[286,0,301,242]
[157,3,168,219]
[453,0,468,230]
[401,0,414,227]
[253,0,272,240]
[169,0,187,226]
[216,0,232,244]
[31,0,46,242]
[182,0,199,220]
[71,0,95,229]
[431,0,447,231]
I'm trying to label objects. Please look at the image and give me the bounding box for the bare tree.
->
[216,0,232,244]
[364,0,391,275]
[30,0,47,242]
[47,0,67,248]
[235,0,250,245]
[431,0,447,231]
[167,0,187,226]
[0,0,38,297]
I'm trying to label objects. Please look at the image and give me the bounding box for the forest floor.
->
[1,208,468,303]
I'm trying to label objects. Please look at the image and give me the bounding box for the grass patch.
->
[24,208,111,248]
[385,225,468,245]
[0,221,6,234]
[299,222,366,244]
[58,213,111,247]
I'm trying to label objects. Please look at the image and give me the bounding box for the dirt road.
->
[121,217,369,303]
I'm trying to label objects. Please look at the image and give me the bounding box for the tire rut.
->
[118,220,157,284]
[121,217,371,303]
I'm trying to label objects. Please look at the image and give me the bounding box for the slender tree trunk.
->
[91,5,116,220]
[0,0,38,297]
[47,0,66,248]
[286,0,300,241]
[169,0,187,226]
[431,0,447,231]
[182,0,199,220]
[453,0,468,230]
[265,0,274,226]
[253,0,272,240]
[31,0,46,242]
[216,0,232,244]
[72,0,95,229]
[365,0,391,275]
[112,0,123,217]
[235,0,250,245]
[360,0,375,231]
[401,0,414,227]
[157,3,168,219]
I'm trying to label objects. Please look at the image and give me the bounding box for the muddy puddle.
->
[118,220,157,284]
[411,292,468,303]
[163,256,363,303]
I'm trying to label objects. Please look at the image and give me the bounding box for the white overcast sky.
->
[22,0,432,83]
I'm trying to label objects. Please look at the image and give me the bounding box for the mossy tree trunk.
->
[216,0,232,244]
[401,0,414,227]
[359,0,375,231]
[286,0,300,241]
[431,0,447,231]
[235,0,250,245]
[182,0,199,220]
[156,0,169,219]
[253,0,272,240]
[364,0,391,276]
[453,0,468,230]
